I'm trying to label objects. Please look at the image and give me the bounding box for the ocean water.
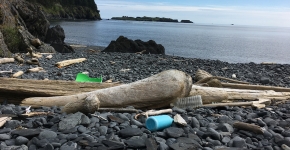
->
[50,20,290,64]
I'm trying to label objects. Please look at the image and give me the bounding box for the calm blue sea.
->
[50,20,290,64]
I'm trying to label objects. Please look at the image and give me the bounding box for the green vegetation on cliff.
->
[25,0,101,20]
[111,16,178,23]
[1,26,25,54]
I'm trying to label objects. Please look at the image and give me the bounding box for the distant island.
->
[111,16,193,23]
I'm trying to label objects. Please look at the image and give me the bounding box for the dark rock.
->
[231,136,246,148]
[159,142,169,150]
[77,125,87,133]
[11,129,42,137]
[0,134,11,140]
[50,43,74,53]
[58,112,85,131]
[98,126,108,135]
[38,130,57,139]
[60,141,77,150]
[0,144,28,150]
[15,136,29,145]
[218,123,234,133]
[206,128,221,141]
[5,120,21,129]
[0,128,11,134]
[169,137,201,150]
[119,127,143,138]
[191,117,200,128]
[145,137,158,150]
[103,36,165,54]
[45,25,65,44]
[165,127,184,138]
[107,115,125,123]
[125,136,146,149]
[1,106,16,114]
[102,140,125,149]
[261,77,270,84]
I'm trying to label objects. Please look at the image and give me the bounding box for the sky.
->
[95,0,290,27]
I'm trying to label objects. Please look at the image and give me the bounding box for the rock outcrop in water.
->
[103,36,165,54]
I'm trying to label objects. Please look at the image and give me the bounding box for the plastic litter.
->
[75,73,102,83]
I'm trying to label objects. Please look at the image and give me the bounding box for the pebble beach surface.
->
[0,46,290,149]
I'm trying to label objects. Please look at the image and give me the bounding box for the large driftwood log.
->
[0,77,120,104]
[21,70,192,112]
[190,85,290,104]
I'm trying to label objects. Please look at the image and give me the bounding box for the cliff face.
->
[0,0,55,57]
[26,0,101,20]
[0,0,101,57]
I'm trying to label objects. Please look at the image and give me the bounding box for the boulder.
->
[45,25,74,53]
[45,25,65,44]
[103,36,165,54]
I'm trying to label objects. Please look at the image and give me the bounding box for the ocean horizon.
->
[50,20,290,64]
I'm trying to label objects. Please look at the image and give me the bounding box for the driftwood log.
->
[0,78,120,104]
[55,58,87,68]
[190,85,290,104]
[21,70,192,113]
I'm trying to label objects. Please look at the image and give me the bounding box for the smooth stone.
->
[15,136,29,145]
[222,136,231,144]
[38,130,57,139]
[5,139,15,146]
[99,126,108,135]
[44,143,54,150]
[119,127,143,138]
[145,137,158,150]
[261,77,270,84]
[125,136,146,149]
[0,128,11,134]
[164,127,184,138]
[77,125,87,133]
[217,116,229,123]
[0,144,28,150]
[206,128,221,141]
[5,120,21,129]
[116,113,130,121]
[60,141,77,150]
[102,140,125,149]
[1,106,16,114]
[58,112,85,131]
[169,137,201,150]
[191,117,200,128]
[0,134,11,140]
[81,115,91,125]
[218,123,234,133]
[159,142,169,150]
[231,136,246,148]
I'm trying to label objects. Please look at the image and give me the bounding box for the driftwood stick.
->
[20,112,54,117]
[22,70,192,112]
[0,58,14,64]
[222,82,290,92]
[55,58,87,68]
[135,109,173,119]
[203,99,270,108]
[0,117,12,128]
[14,55,25,64]
[11,71,24,78]
[0,69,12,74]
[233,122,264,134]
[195,76,249,85]
[27,67,44,73]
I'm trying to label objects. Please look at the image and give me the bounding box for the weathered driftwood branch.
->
[0,58,14,64]
[190,85,290,104]
[20,112,54,117]
[14,54,25,64]
[135,109,173,119]
[221,83,290,92]
[195,76,249,85]
[0,70,12,74]
[11,71,24,78]
[55,58,87,68]
[27,67,45,73]
[203,98,271,108]
[21,70,192,112]
[233,122,264,134]
[0,77,120,104]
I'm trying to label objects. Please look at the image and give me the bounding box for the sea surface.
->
[50,20,290,64]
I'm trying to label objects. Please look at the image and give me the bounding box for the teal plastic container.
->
[145,115,173,131]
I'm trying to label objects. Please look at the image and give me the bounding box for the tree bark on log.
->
[21,70,192,110]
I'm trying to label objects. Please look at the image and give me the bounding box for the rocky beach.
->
[0,46,290,150]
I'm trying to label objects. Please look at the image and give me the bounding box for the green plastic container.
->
[75,73,102,83]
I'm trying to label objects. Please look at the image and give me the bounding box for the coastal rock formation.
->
[0,0,55,57]
[181,20,193,23]
[45,25,74,53]
[103,36,165,54]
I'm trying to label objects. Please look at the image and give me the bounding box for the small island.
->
[111,16,178,23]
[180,20,193,23]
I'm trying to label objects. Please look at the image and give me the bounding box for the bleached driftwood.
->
[27,67,44,73]
[0,70,12,74]
[0,117,12,128]
[0,58,14,64]
[46,54,53,59]
[11,71,24,78]
[203,98,271,108]
[14,54,25,64]
[21,70,192,113]
[221,83,290,92]
[135,109,173,119]
[55,58,87,68]
[190,85,290,104]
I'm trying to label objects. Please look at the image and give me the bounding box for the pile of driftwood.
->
[1,68,290,114]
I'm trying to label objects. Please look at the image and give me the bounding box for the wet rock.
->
[11,129,42,137]
[165,127,184,138]
[102,140,125,149]
[58,112,85,131]
[15,136,29,145]
[38,130,57,139]
[119,127,143,138]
